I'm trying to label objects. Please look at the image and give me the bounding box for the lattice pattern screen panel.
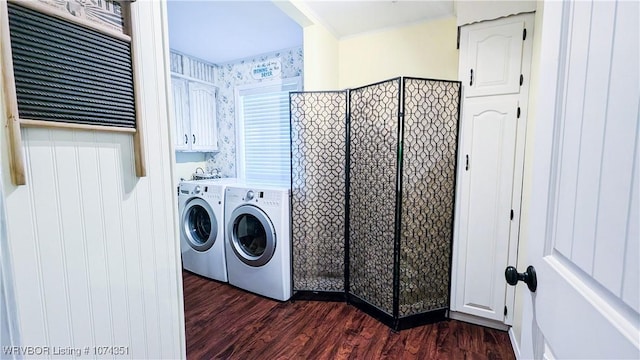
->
[348,79,400,315]
[290,91,347,293]
[399,78,460,316]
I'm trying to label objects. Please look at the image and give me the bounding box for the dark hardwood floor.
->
[183,271,515,360]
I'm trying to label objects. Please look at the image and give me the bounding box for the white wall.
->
[303,23,340,90]
[174,152,207,182]
[298,11,457,91]
[338,16,458,89]
[0,1,185,359]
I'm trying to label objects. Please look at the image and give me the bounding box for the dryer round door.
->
[182,198,218,252]
[228,205,276,267]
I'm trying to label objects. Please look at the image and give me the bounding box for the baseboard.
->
[449,311,509,331]
[508,327,521,359]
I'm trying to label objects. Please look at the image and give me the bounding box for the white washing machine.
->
[224,185,292,301]
[178,178,240,282]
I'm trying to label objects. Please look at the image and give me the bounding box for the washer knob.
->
[194,185,201,194]
[246,190,255,200]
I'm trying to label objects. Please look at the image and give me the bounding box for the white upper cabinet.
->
[187,81,217,152]
[464,19,525,97]
[171,76,189,151]
[171,75,218,152]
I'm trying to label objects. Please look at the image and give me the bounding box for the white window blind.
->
[238,78,301,186]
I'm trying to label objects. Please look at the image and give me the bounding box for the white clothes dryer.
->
[178,178,241,281]
[224,185,292,301]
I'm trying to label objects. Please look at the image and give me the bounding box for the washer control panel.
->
[241,189,280,206]
[179,183,222,201]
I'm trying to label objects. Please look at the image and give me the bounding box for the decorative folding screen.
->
[399,78,460,318]
[290,91,347,297]
[348,79,400,316]
[290,77,461,330]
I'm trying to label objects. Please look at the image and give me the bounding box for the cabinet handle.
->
[192,134,196,144]
[184,134,188,144]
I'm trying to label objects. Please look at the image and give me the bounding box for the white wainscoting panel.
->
[0,1,185,359]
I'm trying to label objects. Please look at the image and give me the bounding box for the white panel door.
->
[171,76,189,151]
[522,0,639,358]
[454,97,519,321]
[188,82,218,152]
[464,19,524,97]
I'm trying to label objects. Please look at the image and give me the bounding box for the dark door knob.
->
[505,265,537,292]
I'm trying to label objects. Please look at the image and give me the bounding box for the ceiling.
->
[302,1,454,38]
[166,0,455,65]
[167,0,303,64]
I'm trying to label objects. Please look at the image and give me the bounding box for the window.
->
[236,77,301,186]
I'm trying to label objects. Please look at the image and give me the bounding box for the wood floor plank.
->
[183,271,515,360]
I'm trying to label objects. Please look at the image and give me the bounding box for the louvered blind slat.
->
[241,81,299,186]
[8,3,136,128]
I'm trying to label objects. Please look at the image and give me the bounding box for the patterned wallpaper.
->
[208,46,304,177]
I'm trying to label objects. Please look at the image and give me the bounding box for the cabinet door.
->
[463,19,525,97]
[188,82,218,152]
[171,76,189,151]
[453,97,519,321]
